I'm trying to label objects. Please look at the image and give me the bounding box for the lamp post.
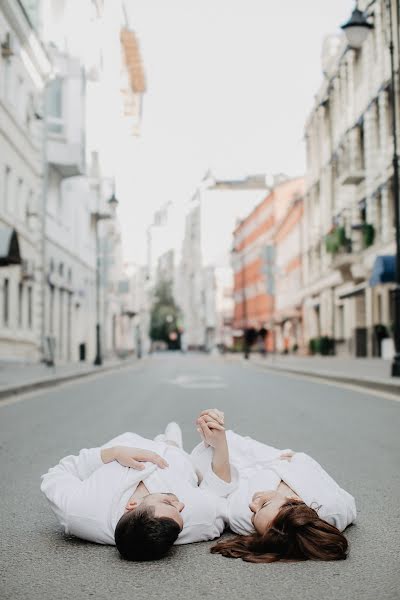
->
[341,1,400,376]
[93,190,118,366]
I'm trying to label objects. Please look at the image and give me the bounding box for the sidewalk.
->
[229,354,400,395]
[0,357,136,400]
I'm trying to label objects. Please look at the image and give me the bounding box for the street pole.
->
[387,0,400,376]
[94,214,102,366]
[39,81,49,365]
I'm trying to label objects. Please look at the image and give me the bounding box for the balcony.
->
[340,166,365,186]
[45,52,85,178]
[47,138,84,178]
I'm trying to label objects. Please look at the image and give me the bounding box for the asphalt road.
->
[1,353,399,600]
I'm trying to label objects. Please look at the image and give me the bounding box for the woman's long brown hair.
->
[211,500,349,563]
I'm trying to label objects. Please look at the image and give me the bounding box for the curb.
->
[0,360,139,400]
[248,360,400,395]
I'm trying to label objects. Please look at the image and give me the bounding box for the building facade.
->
[273,192,305,353]
[303,0,399,358]
[0,0,145,364]
[0,0,51,361]
[232,176,304,352]
[180,174,269,350]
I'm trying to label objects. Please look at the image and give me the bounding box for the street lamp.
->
[341,1,400,376]
[340,6,373,49]
[92,190,119,366]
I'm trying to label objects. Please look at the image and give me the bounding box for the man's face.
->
[127,493,185,529]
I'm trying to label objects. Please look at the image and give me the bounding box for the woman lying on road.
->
[191,410,356,564]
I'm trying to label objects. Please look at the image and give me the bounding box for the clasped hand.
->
[196,408,226,448]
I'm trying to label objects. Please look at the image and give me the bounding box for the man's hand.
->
[196,411,231,483]
[279,451,295,462]
[101,446,169,470]
[198,408,225,429]
[196,416,226,449]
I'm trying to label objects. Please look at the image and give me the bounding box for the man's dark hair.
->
[115,506,181,561]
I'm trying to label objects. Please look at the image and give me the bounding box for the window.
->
[26,190,34,227]
[18,283,23,327]
[3,279,9,326]
[16,76,24,121]
[28,287,33,329]
[3,58,12,102]
[16,178,23,220]
[49,286,54,334]
[355,121,365,169]
[375,194,383,240]
[337,304,345,339]
[45,77,63,134]
[3,166,11,211]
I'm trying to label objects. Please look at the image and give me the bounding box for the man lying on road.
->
[41,410,235,561]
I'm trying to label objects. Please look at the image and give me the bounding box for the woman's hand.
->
[197,408,225,430]
[196,416,226,449]
[101,446,169,470]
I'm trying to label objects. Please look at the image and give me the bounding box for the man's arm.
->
[41,445,168,530]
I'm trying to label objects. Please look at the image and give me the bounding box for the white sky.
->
[118,0,354,265]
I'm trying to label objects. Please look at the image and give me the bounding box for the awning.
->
[369,255,396,287]
[0,227,22,266]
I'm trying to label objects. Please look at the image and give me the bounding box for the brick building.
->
[232,176,304,351]
[273,191,305,353]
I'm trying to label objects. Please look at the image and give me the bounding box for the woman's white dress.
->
[191,431,357,535]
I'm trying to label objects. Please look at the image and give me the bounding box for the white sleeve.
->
[40,448,103,528]
[190,442,239,497]
[275,453,357,532]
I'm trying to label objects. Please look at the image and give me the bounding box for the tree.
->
[149,280,181,349]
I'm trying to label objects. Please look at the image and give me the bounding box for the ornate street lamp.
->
[93,189,118,366]
[341,6,373,49]
[341,1,400,376]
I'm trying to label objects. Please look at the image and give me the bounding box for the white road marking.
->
[167,374,227,389]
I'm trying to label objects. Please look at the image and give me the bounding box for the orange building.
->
[273,192,305,353]
[232,176,304,352]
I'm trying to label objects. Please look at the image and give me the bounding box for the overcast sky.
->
[119,0,354,264]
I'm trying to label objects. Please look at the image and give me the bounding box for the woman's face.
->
[249,490,295,534]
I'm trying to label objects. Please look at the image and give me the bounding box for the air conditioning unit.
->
[1,33,14,59]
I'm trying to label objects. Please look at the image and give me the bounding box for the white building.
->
[37,0,144,364]
[0,0,51,361]
[303,0,399,358]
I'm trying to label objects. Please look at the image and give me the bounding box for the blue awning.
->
[369,255,396,286]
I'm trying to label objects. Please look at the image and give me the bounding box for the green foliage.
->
[325,226,351,254]
[361,223,375,248]
[149,280,181,347]
[308,336,335,355]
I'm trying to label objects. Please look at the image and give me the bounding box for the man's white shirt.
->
[41,432,237,545]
